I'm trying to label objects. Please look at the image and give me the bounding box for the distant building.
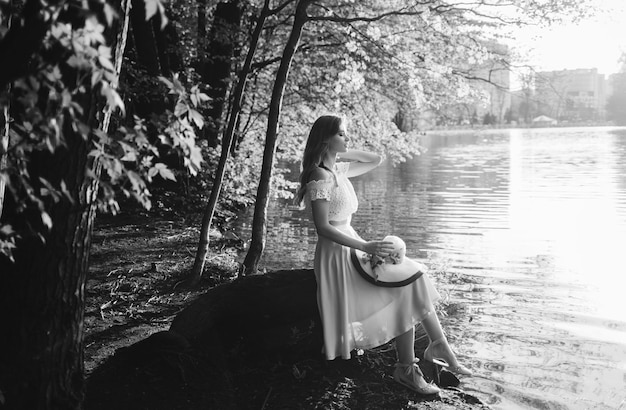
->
[535,68,608,122]
[532,115,557,127]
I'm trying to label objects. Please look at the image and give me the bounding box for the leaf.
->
[174,100,188,117]
[0,224,15,235]
[97,46,115,72]
[156,1,169,29]
[39,177,61,202]
[188,109,204,129]
[171,75,185,95]
[197,92,210,102]
[120,151,137,161]
[187,144,203,176]
[127,171,145,193]
[41,211,53,230]
[103,3,118,26]
[91,70,103,88]
[101,84,126,115]
[144,0,158,21]
[158,76,173,89]
[157,166,176,181]
[151,163,175,182]
[60,180,74,204]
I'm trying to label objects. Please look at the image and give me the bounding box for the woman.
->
[295,115,472,395]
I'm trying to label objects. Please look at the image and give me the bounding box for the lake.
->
[235,126,626,410]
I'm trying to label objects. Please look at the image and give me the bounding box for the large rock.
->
[170,268,322,357]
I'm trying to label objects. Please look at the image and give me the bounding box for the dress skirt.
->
[314,223,441,360]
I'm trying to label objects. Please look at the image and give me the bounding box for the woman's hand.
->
[363,240,395,257]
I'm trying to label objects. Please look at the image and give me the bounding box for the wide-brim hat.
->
[350,235,427,287]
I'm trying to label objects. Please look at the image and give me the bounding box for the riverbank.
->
[84,212,488,409]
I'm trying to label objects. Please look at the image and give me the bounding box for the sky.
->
[509,0,626,76]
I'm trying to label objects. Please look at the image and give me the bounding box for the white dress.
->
[306,162,441,360]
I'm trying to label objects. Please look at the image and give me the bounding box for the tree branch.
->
[309,9,425,24]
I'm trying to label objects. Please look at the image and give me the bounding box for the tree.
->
[0,4,127,407]
[235,0,593,275]
[241,0,311,275]
[189,0,273,284]
[0,0,205,408]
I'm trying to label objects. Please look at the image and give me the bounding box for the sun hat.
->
[350,235,427,287]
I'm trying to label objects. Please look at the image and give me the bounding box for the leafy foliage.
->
[0,0,596,257]
[0,0,207,260]
[211,1,587,205]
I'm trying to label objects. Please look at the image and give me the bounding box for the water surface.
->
[236,127,626,410]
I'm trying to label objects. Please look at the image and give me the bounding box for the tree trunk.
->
[188,0,271,285]
[241,0,312,276]
[201,0,243,147]
[129,0,161,75]
[0,7,10,219]
[0,110,96,410]
[152,7,182,76]
[0,1,131,407]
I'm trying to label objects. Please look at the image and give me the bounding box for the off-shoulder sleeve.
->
[306,179,334,201]
[334,162,351,174]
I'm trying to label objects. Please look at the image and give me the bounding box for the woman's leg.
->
[421,312,472,375]
[395,326,416,364]
[420,311,445,342]
[393,326,441,394]
[395,312,446,364]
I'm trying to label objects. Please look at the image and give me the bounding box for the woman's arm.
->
[337,149,383,178]
[311,198,393,256]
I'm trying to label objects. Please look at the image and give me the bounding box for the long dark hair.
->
[294,115,343,205]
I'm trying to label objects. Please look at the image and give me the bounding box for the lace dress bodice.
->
[306,162,358,221]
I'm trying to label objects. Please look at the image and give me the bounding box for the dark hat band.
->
[350,248,423,288]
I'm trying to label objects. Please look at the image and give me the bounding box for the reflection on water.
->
[235,127,626,410]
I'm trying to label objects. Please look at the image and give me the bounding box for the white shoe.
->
[393,359,441,395]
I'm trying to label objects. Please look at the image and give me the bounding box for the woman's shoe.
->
[393,359,441,395]
[424,338,473,376]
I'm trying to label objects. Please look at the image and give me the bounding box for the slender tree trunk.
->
[241,0,312,276]
[0,1,131,407]
[188,0,271,285]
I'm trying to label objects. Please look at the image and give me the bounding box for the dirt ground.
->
[83,212,489,410]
